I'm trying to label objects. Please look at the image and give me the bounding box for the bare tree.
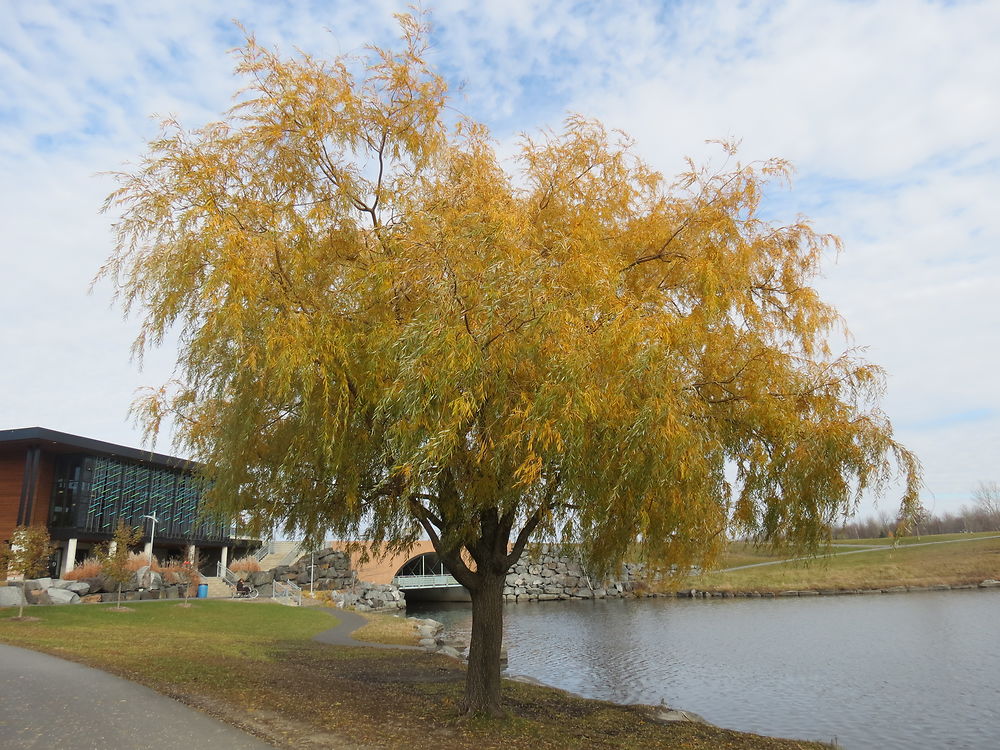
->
[971,481,1000,531]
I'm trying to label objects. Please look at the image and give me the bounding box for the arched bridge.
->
[328,540,470,601]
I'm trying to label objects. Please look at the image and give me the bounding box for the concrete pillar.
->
[63,538,78,575]
[186,544,196,563]
[220,546,229,573]
[143,541,153,563]
[109,541,118,555]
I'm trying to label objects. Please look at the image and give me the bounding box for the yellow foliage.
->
[98,13,921,583]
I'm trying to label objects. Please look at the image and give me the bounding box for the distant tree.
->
[971,481,1000,531]
[97,520,143,610]
[98,14,921,715]
[2,525,52,619]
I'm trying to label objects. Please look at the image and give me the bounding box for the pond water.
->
[410,589,1000,749]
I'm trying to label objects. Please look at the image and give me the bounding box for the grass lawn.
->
[0,600,829,749]
[691,534,1000,592]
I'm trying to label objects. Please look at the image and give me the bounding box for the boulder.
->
[46,588,81,605]
[65,581,91,596]
[141,570,163,590]
[0,586,27,607]
[249,571,274,586]
[49,579,76,590]
[980,579,1000,588]
[636,703,708,725]
[81,594,102,603]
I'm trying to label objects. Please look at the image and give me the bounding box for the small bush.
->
[229,556,261,574]
[64,557,104,580]
[127,551,167,572]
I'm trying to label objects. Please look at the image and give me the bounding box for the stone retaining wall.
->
[0,567,198,606]
[503,545,649,602]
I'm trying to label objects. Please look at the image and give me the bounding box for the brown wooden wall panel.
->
[0,448,27,543]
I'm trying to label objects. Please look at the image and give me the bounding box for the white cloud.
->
[1,0,997,517]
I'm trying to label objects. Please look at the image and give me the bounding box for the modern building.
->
[0,427,258,576]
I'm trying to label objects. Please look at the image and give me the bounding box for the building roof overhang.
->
[0,427,201,471]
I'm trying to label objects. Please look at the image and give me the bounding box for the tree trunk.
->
[462,570,506,717]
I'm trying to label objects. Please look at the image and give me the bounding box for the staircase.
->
[255,540,305,570]
[201,576,232,598]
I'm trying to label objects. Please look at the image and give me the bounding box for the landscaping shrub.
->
[64,557,104,581]
[229,556,261,574]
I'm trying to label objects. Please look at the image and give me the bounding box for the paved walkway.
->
[0,643,276,750]
[312,607,422,651]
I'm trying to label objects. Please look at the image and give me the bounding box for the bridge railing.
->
[393,573,461,590]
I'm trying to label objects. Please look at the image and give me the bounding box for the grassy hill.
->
[690,532,1000,593]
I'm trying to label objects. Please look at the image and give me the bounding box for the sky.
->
[1,0,998,520]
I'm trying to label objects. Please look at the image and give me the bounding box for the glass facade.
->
[49,454,228,541]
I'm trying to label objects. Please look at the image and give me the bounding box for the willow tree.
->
[99,16,920,715]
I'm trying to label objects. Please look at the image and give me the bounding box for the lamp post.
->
[141,512,159,567]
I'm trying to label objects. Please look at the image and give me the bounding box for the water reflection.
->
[410,590,1000,749]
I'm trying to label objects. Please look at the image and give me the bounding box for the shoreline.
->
[662,578,1000,599]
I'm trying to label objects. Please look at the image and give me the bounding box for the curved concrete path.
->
[0,643,275,750]
[311,607,422,651]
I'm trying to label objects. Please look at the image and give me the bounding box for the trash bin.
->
[197,583,208,599]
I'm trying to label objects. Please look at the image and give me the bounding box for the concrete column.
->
[63,538,78,575]
[220,546,229,573]
[109,541,118,555]
[186,544,196,563]
[143,541,153,563]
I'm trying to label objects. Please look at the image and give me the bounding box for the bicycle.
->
[230,581,260,599]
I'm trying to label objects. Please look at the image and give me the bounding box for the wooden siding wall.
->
[0,448,27,543]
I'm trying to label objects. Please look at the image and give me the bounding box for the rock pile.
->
[257,549,406,611]
[254,549,355,593]
[503,545,649,602]
[327,581,406,612]
[0,568,195,606]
